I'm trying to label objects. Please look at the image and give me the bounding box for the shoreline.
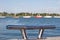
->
[0,16,60,18]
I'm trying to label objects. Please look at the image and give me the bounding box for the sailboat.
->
[54,16,60,18]
[13,14,19,18]
[0,16,6,18]
[43,13,52,18]
[23,13,31,18]
[35,14,42,18]
[44,16,52,18]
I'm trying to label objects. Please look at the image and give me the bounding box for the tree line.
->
[0,12,60,17]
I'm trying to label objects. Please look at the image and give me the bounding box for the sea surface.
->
[0,17,60,39]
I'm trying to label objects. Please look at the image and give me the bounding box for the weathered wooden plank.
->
[6,25,56,39]
[7,25,56,29]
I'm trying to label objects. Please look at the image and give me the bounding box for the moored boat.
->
[54,16,60,18]
[35,16,42,18]
[0,16,6,18]
[13,16,19,18]
[44,16,52,18]
[23,16,31,18]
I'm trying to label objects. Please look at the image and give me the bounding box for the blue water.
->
[0,17,60,39]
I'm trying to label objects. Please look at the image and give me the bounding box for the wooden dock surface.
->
[4,36,60,40]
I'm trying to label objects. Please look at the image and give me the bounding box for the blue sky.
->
[0,0,60,13]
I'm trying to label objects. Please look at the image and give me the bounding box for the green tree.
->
[2,12,8,16]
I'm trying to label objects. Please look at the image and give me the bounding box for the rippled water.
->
[0,17,60,39]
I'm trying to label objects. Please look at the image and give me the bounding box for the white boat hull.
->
[23,16,31,18]
[54,16,60,18]
[44,16,52,18]
[0,16,6,18]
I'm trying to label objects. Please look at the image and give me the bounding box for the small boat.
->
[13,16,19,18]
[0,16,6,18]
[23,16,31,18]
[54,16,60,18]
[44,16,52,18]
[35,16,42,18]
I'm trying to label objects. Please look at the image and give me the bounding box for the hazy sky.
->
[0,0,60,13]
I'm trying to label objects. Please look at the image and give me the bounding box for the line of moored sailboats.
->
[0,16,60,18]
